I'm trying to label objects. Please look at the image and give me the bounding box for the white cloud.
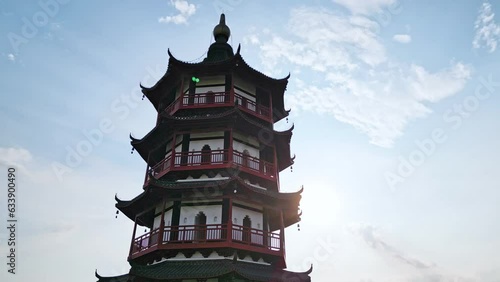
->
[158,0,196,25]
[249,7,471,148]
[259,8,385,73]
[473,2,500,53]
[0,147,32,168]
[349,223,436,269]
[287,62,471,148]
[243,34,260,45]
[393,34,412,43]
[333,0,397,15]
[7,53,15,61]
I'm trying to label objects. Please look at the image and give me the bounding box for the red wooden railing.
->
[231,224,281,251]
[182,92,231,107]
[145,149,275,183]
[161,91,271,120]
[162,91,231,116]
[234,94,270,119]
[173,149,228,167]
[165,224,227,243]
[130,224,281,256]
[131,228,161,254]
[232,150,274,175]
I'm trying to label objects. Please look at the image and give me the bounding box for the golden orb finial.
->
[213,13,230,43]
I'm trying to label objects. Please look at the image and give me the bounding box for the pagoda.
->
[96,14,311,282]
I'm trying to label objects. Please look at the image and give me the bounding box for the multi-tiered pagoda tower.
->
[96,14,311,282]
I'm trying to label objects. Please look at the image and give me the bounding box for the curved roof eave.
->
[117,176,303,206]
[130,122,169,146]
[159,107,289,136]
[140,48,182,94]
[115,192,145,208]
[232,176,303,199]
[166,48,289,84]
[234,53,290,85]
[275,124,294,135]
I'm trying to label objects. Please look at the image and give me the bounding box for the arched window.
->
[201,144,211,165]
[194,212,207,241]
[242,215,252,243]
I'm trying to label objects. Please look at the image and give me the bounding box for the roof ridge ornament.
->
[213,13,230,43]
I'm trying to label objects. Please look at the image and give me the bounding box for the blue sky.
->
[0,0,499,281]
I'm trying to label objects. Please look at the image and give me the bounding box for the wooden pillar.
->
[223,130,230,163]
[227,197,233,242]
[225,74,232,104]
[171,133,177,168]
[279,209,285,257]
[144,152,151,185]
[179,75,184,106]
[129,216,138,256]
[229,73,234,104]
[228,128,233,163]
[170,200,181,241]
[273,143,279,190]
[157,198,167,245]
[188,76,196,105]
[262,208,268,248]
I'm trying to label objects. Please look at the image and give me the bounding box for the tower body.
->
[96,14,311,282]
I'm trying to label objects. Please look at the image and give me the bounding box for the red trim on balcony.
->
[234,93,271,120]
[129,224,282,260]
[162,90,271,122]
[145,149,276,185]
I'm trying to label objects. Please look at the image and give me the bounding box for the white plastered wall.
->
[178,203,224,241]
[232,204,263,229]
[234,75,256,97]
[179,204,222,226]
[232,140,259,158]
[195,75,225,96]
[152,201,174,229]
[189,131,225,152]
[195,85,225,94]
[232,204,264,245]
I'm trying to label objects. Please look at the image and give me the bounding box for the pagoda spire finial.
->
[213,13,230,43]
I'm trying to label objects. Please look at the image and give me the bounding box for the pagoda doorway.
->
[242,215,252,243]
[194,212,207,242]
[201,145,212,165]
[242,149,250,168]
[206,90,215,104]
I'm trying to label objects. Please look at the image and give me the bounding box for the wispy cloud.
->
[249,7,471,147]
[258,8,386,71]
[158,0,196,25]
[393,34,412,43]
[0,147,31,168]
[333,0,397,15]
[349,223,436,269]
[243,34,260,45]
[473,2,500,53]
[7,53,15,61]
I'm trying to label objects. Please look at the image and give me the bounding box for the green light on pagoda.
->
[191,76,200,83]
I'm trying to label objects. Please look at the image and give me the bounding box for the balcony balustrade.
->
[130,224,282,259]
[145,149,275,183]
[162,91,271,121]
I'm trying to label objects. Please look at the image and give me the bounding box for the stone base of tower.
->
[96,259,312,282]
